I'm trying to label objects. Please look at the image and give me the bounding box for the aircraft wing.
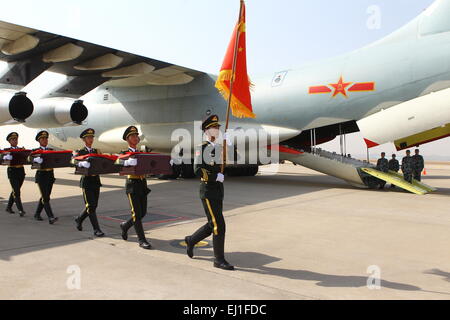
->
[0,20,204,98]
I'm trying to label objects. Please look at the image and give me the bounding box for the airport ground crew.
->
[376,152,389,189]
[388,154,400,188]
[117,126,153,250]
[3,132,26,216]
[184,115,234,271]
[73,129,105,237]
[412,149,425,182]
[32,131,58,225]
[402,150,413,184]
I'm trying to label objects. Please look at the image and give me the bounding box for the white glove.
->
[169,159,174,166]
[124,158,138,167]
[223,132,233,146]
[3,154,13,161]
[216,173,225,183]
[78,161,91,168]
[33,157,43,164]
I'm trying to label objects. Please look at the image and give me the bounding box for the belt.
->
[128,175,146,180]
[8,165,24,168]
[38,169,54,172]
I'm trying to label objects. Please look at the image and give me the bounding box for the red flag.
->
[215,1,255,119]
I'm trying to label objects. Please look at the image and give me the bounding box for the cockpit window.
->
[419,0,450,36]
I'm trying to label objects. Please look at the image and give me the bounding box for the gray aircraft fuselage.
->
[48,4,450,156]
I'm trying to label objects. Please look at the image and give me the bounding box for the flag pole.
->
[222,0,244,173]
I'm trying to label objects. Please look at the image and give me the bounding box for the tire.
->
[180,163,196,179]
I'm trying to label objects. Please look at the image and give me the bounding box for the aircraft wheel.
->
[180,163,196,179]
[158,164,181,180]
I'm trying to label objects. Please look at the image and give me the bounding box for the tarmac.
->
[0,163,449,300]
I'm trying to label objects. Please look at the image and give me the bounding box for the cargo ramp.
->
[277,146,435,195]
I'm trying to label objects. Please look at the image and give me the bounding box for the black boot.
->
[213,235,234,271]
[34,201,44,221]
[89,212,105,237]
[6,194,15,214]
[44,203,58,225]
[15,197,26,217]
[134,222,152,250]
[186,223,212,259]
[75,211,88,231]
[185,236,194,259]
[120,220,133,241]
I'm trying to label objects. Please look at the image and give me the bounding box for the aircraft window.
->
[419,0,450,36]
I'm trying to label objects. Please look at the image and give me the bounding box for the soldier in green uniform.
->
[73,129,105,237]
[388,154,400,188]
[401,150,413,183]
[184,115,234,271]
[411,149,425,182]
[32,130,58,225]
[3,132,26,216]
[116,126,152,250]
[376,152,389,189]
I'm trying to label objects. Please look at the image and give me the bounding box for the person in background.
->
[73,128,105,237]
[32,131,58,225]
[3,132,26,216]
[401,150,413,184]
[388,154,400,188]
[376,152,389,189]
[411,149,425,182]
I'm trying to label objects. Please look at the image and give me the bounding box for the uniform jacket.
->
[120,148,151,196]
[3,147,26,180]
[388,159,400,172]
[74,147,102,189]
[194,141,224,200]
[376,158,389,172]
[32,147,55,183]
[411,155,425,172]
[401,156,413,173]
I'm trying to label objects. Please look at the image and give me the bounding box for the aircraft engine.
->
[25,97,88,128]
[0,91,34,124]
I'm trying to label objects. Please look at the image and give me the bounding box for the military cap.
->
[202,115,221,131]
[35,130,49,142]
[6,132,18,142]
[80,128,95,139]
[123,126,139,141]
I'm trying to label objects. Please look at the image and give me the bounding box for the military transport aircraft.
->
[0,0,449,192]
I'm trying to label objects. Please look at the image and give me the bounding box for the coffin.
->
[74,154,121,175]
[31,150,73,169]
[118,153,173,176]
[0,149,32,166]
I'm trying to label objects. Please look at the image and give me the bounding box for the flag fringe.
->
[215,71,256,119]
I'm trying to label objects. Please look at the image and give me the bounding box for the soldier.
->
[388,154,400,188]
[73,129,105,237]
[401,150,413,183]
[412,149,425,182]
[184,115,234,271]
[32,130,58,224]
[117,126,153,250]
[376,152,389,189]
[3,132,26,216]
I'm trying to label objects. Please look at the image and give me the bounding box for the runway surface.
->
[0,163,449,300]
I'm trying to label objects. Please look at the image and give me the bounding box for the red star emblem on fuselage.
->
[329,76,352,98]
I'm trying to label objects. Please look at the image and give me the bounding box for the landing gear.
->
[180,163,196,179]
[225,165,259,177]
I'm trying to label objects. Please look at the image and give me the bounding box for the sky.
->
[0,0,448,160]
